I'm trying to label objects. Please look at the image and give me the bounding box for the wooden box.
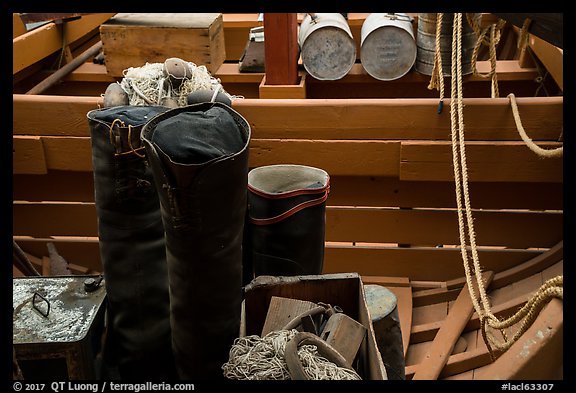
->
[241,272,387,380]
[100,13,226,76]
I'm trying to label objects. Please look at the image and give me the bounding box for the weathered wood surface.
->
[412,271,494,379]
[13,201,562,249]
[100,13,225,75]
[13,172,563,211]
[262,13,299,85]
[13,13,115,74]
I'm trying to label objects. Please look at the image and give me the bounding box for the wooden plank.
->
[13,201,98,237]
[232,97,563,141]
[13,171,95,202]
[15,138,564,181]
[263,13,299,85]
[327,177,563,210]
[474,298,563,380]
[41,256,51,276]
[13,94,102,137]
[100,13,225,76]
[410,269,561,345]
[261,296,319,336]
[13,136,47,175]
[323,243,543,281]
[492,13,562,49]
[13,13,115,74]
[55,59,537,85]
[41,136,93,171]
[13,13,27,38]
[400,141,563,182]
[326,207,562,249]
[12,172,563,211]
[13,95,563,141]
[249,139,400,177]
[16,197,555,248]
[412,271,494,379]
[259,74,306,99]
[412,244,563,308]
[13,236,102,273]
[13,135,400,176]
[529,33,563,91]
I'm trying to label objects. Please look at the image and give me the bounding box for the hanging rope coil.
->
[444,13,563,361]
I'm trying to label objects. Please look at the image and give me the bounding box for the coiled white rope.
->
[222,329,362,380]
[117,61,233,107]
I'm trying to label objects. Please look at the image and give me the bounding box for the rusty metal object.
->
[25,41,103,95]
[13,276,107,379]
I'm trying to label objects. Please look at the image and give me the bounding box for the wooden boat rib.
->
[12,13,563,380]
[365,241,562,379]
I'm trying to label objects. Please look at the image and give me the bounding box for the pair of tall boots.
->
[87,102,330,380]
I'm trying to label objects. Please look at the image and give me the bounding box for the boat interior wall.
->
[12,11,563,382]
[13,13,563,282]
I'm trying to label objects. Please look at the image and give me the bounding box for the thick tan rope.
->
[427,12,445,106]
[447,13,563,361]
[467,13,506,98]
[508,93,563,158]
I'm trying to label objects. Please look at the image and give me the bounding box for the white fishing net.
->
[113,60,234,107]
[222,329,362,380]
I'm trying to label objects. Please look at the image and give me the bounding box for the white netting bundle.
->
[115,59,233,107]
[222,329,362,380]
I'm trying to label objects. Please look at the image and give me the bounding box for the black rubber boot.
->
[141,102,251,380]
[87,105,176,380]
[245,164,330,278]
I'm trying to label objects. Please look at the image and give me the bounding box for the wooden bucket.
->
[298,13,356,81]
[360,13,417,81]
[415,13,479,76]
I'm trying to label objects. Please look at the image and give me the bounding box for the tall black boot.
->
[141,102,251,380]
[245,164,330,278]
[87,105,176,379]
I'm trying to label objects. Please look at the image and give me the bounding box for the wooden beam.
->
[13,202,561,252]
[13,95,563,141]
[13,13,27,38]
[12,172,564,211]
[411,241,563,306]
[412,271,494,379]
[474,298,563,379]
[326,206,562,249]
[492,13,562,49]
[324,244,542,281]
[26,41,103,95]
[250,139,400,177]
[263,13,299,85]
[529,34,563,91]
[232,97,563,141]
[400,141,563,183]
[13,13,115,74]
[12,136,47,174]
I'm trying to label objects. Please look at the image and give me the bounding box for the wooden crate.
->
[241,273,387,380]
[99,13,225,76]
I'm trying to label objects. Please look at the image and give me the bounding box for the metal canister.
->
[415,13,479,76]
[13,275,106,380]
[360,13,417,81]
[364,284,405,380]
[298,13,356,81]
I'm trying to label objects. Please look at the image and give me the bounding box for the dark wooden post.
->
[263,13,299,85]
